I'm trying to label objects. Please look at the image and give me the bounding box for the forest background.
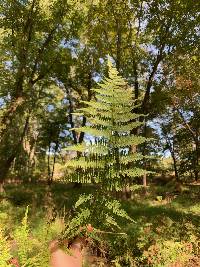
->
[0,0,200,266]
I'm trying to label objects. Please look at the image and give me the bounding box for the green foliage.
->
[66,60,148,190]
[0,201,67,267]
[0,228,12,267]
[12,207,50,267]
[64,192,133,241]
[13,207,30,266]
[63,61,149,245]
[0,183,200,267]
[0,0,199,185]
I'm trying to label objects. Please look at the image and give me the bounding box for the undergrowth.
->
[0,183,199,267]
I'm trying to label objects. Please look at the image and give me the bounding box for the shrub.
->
[143,240,194,267]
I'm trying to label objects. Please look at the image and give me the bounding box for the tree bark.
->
[142,120,147,187]
[0,181,4,193]
[47,142,52,185]
[194,139,199,182]
[51,141,59,181]
[172,153,179,182]
[167,139,179,182]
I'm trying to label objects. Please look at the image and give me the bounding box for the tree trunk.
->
[0,181,4,193]
[0,157,15,180]
[51,141,59,181]
[172,153,179,182]
[194,140,199,182]
[194,170,198,182]
[142,119,147,187]
[143,170,147,187]
[47,142,52,185]
[116,19,122,71]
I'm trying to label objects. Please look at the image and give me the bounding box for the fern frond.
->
[113,136,146,148]
[120,153,144,164]
[66,60,148,190]
[66,157,105,169]
[72,126,111,138]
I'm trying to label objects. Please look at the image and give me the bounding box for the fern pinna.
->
[66,60,147,191]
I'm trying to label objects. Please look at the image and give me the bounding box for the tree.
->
[160,112,180,182]
[0,0,199,188]
[157,53,200,182]
[172,56,200,181]
[84,0,200,113]
[81,0,200,186]
[0,0,80,184]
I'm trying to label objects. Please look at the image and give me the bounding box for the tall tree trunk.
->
[143,171,147,187]
[47,142,52,185]
[194,170,198,182]
[142,119,147,187]
[194,140,199,182]
[171,152,179,182]
[164,129,180,182]
[0,181,4,193]
[116,19,122,71]
[51,154,56,182]
[51,141,59,181]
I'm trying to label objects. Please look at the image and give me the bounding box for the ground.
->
[0,181,199,266]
